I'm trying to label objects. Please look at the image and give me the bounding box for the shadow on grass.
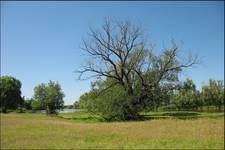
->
[57,115,104,123]
[56,111,224,123]
[142,112,200,120]
[142,111,224,120]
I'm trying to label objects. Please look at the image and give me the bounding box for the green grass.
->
[141,111,224,120]
[58,111,104,123]
[57,111,224,123]
[1,111,224,149]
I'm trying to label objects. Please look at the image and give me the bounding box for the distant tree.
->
[33,83,47,110]
[73,101,80,109]
[77,18,199,120]
[172,92,198,110]
[33,81,64,115]
[15,96,26,113]
[23,98,33,110]
[45,81,64,115]
[31,99,42,111]
[69,105,73,109]
[0,76,23,113]
[194,91,204,111]
[201,79,224,111]
[219,89,224,108]
[182,78,196,93]
[171,79,201,110]
[140,83,175,112]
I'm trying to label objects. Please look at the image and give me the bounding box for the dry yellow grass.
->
[1,113,224,149]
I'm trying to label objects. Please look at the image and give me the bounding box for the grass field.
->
[1,111,224,149]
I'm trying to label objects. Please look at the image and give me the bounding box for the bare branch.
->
[77,18,199,100]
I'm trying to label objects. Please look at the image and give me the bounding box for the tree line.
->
[0,76,64,115]
[170,79,224,112]
[77,78,224,121]
[0,76,223,119]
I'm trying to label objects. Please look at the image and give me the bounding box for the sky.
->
[1,1,224,105]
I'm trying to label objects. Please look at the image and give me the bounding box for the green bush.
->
[91,84,133,121]
[79,79,139,121]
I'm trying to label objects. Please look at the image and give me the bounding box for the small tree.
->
[172,92,198,110]
[202,79,224,111]
[23,98,33,110]
[33,83,47,110]
[33,81,64,115]
[0,76,23,113]
[73,101,80,109]
[182,78,196,93]
[171,79,200,111]
[31,100,42,111]
[45,81,64,115]
[194,91,204,111]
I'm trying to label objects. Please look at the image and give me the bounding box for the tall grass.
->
[1,112,224,149]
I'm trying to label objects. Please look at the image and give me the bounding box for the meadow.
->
[1,111,224,149]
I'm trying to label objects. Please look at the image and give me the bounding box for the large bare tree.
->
[78,18,198,119]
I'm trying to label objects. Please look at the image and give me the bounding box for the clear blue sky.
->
[1,1,224,105]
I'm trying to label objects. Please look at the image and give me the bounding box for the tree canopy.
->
[32,81,64,115]
[0,76,23,113]
[201,79,224,110]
